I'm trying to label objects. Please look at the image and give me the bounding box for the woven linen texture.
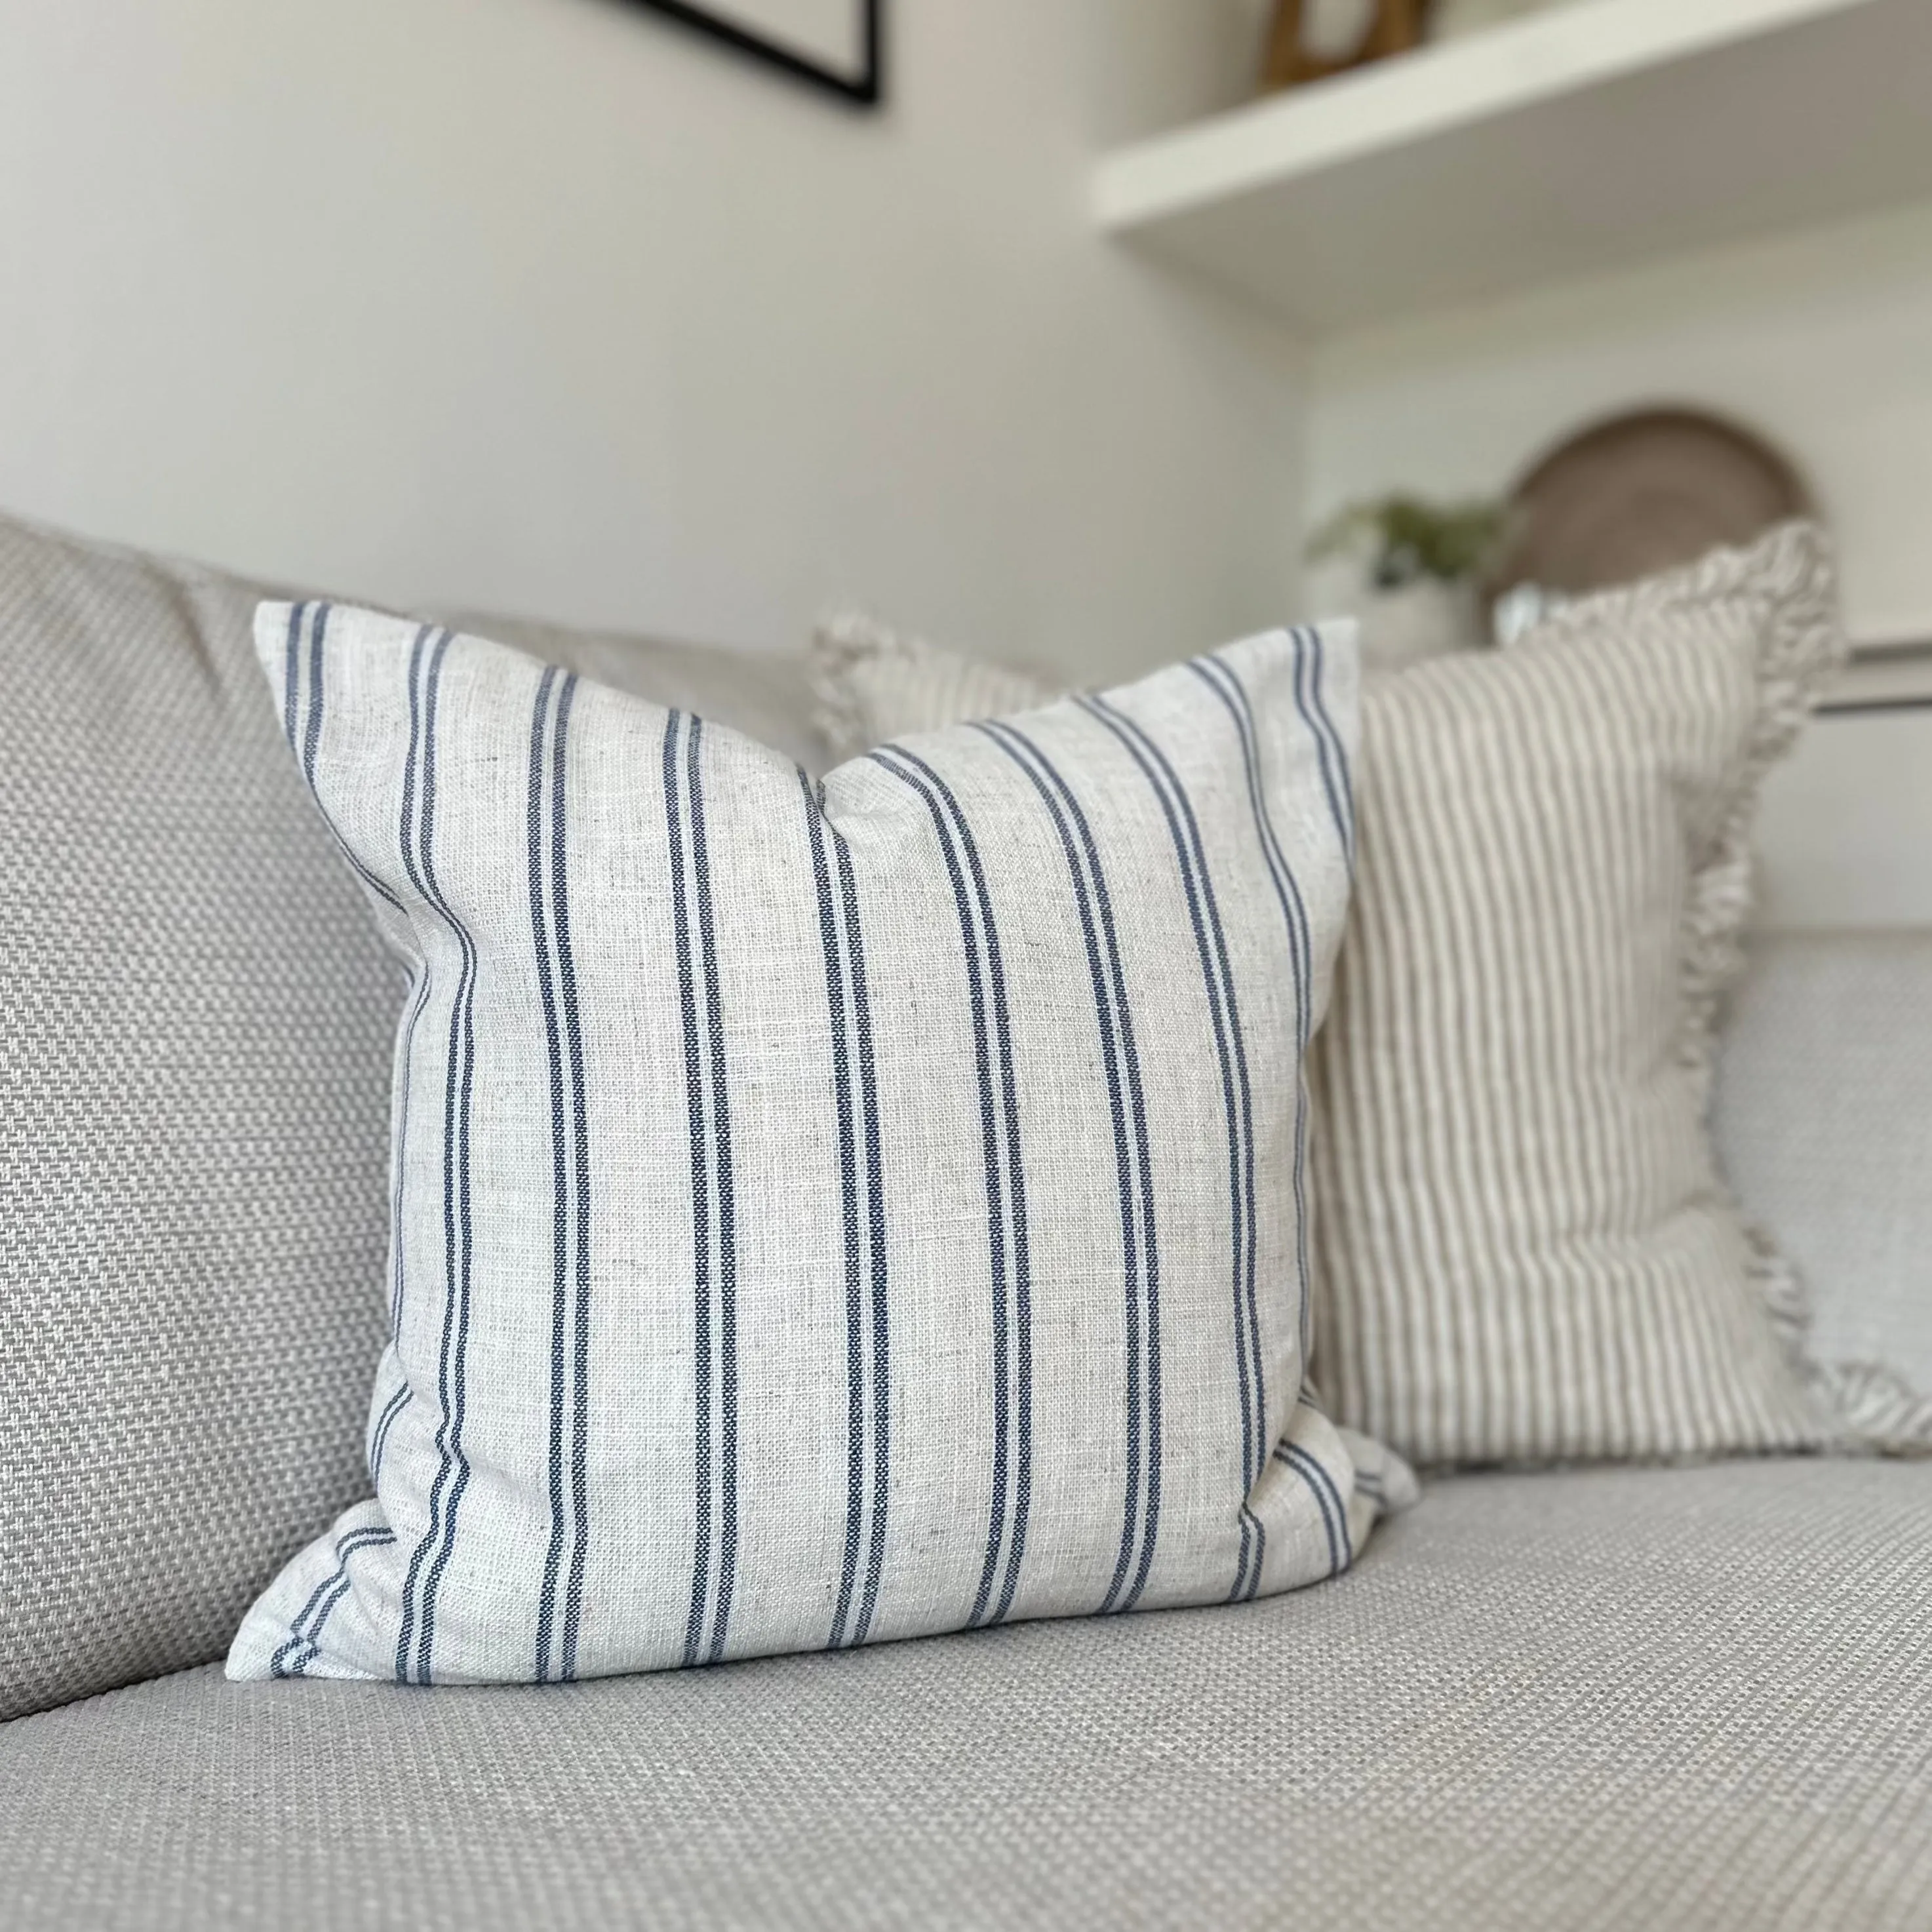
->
[229,604,1408,1685]
[12,1459,1932,1932]
[809,526,1914,1466]
[0,509,824,1722]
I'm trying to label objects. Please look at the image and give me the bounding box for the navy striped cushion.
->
[812,529,1927,1467]
[229,603,1411,1686]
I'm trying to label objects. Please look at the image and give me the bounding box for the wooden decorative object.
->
[1263,0,1429,91]
[1490,408,1813,602]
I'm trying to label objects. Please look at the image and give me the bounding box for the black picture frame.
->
[631,0,884,107]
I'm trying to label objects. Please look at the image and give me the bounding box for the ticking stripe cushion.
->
[228,604,1411,1686]
[812,524,1916,1467]
[1309,525,1845,1465]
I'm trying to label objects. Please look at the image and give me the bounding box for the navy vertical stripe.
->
[368,1377,410,1486]
[977,719,1166,1615]
[1189,654,1318,1367]
[829,820,892,1644]
[1274,1436,1352,1579]
[1078,694,1269,1604]
[393,629,483,1686]
[552,673,593,1681]
[281,602,304,754]
[285,602,409,920]
[1298,1423,1353,1571]
[301,601,330,791]
[1292,627,1355,867]
[667,713,741,1667]
[270,1526,395,1678]
[803,775,893,1650]
[408,628,486,1683]
[871,743,1010,1627]
[389,625,435,1680]
[288,1527,398,1676]
[802,773,872,1651]
[665,713,715,1669]
[381,620,432,1350]
[530,666,572,1684]
[286,600,420,1361]
[870,745,1034,1627]
[1188,657,1312,1042]
[686,715,739,1665]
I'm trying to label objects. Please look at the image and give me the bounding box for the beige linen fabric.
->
[1309,525,1847,1463]
[233,604,1406,1687]
[810,527,1923,1465]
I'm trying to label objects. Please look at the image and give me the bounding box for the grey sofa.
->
[3,511,1928,1931]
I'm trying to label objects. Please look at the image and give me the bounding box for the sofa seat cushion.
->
[5,1459,1927,1931]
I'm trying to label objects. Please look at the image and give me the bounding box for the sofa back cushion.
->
[0,511,821,1719]
[1715,927,1932,1422]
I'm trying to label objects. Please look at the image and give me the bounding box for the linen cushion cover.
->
[231,603,1406,1684]
[810,525,1912,1465]
[0,507,823,1722]
[1310,525,1847,1463]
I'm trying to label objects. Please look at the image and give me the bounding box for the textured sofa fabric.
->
[4,1459,1929,1931]
[0,511,824,1720]
[0,517,398,1722]
[1717,928,1932,1400]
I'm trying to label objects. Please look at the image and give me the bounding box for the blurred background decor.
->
[1307,492,1504,669]
[1488,406,1813,640]
[1263,0,1426,91]
[634,0,883,105]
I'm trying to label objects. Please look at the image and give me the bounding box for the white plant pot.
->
[1356,578,1485,673]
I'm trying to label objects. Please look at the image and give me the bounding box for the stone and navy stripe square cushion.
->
[228,603,1413,1685]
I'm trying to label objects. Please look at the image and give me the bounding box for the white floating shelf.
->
[1094,0,1932,335]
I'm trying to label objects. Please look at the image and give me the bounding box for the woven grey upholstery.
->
[0,511,823,1720]
[1716,928,1932,1397]
[5,1460,1929,1931]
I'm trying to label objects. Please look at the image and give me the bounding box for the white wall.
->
[0,0,1298,681]
[1303,197,1932,929]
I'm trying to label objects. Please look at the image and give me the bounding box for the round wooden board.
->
[1492,408,1812,599]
